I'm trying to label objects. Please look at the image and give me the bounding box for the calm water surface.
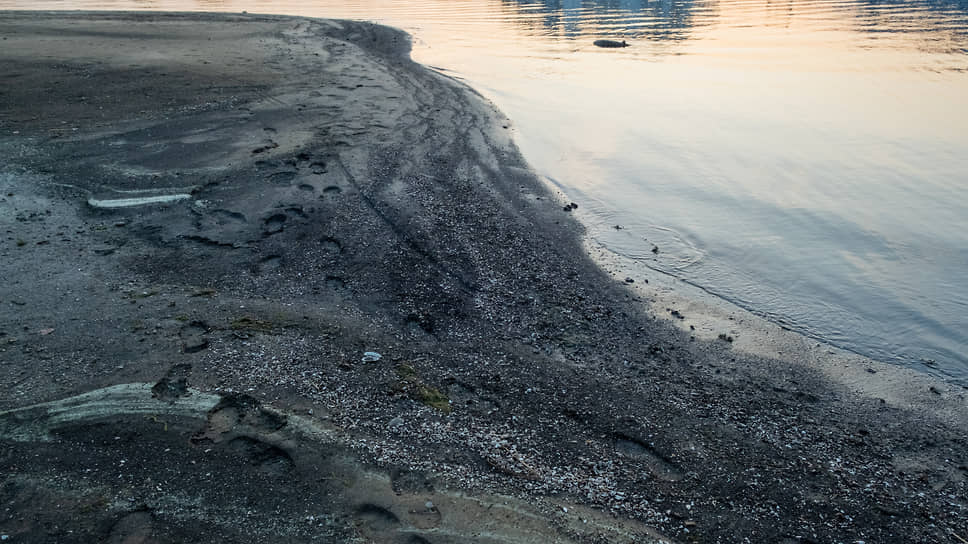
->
[4,0,968,384]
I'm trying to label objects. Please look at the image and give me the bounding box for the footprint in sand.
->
[251,140,279,154]
[310,161,327,175]
[193,394,289,443]
[407,503,442,530]
[262,213,287,235]
[355,503,400,532]
[266,170,297,184]
[178,322,210,354]
[107,510,156,544]
[615,436,685,482]
[255,159,282,170]
[257,255,283,274]
[225,436,295,475]
[325,275,347,291]
[211,209,247,225]
[321,236,343,255]
[152,362,193,399]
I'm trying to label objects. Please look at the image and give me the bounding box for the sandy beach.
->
[1,11,966,543]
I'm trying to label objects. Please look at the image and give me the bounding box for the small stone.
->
[388,416,404,428]
[362,351,382,363]
[624,277,634,284]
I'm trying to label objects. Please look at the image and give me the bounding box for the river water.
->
[4,0,968,385]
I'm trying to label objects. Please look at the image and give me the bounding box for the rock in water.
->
[594,39,629,48]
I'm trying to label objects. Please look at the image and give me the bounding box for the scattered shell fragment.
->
[87,194,191,208]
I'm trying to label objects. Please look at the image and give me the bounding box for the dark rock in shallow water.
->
[594,39,629,48]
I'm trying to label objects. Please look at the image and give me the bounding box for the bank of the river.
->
[0,12,965,543]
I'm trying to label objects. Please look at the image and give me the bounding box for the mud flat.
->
[1,11,966,543]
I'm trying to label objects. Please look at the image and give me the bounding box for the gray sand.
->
[0,11,966,543]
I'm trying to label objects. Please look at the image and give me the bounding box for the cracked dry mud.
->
[1,11,966,544]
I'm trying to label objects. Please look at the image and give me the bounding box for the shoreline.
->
[514,144,966,389]
[588,239,968,424]
[1,11,966,543]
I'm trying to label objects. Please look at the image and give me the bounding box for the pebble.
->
[362,351,382,362]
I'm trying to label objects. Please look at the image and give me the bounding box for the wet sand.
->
[1,11,966,543]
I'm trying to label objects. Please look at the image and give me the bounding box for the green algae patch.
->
[416,385,451,414]
[393,363,451,414]
[395,363,418,380]
[230,316,274,333]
